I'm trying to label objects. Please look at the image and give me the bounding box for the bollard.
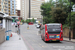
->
[6,36,9,40]
[27,25,29,29]
[10,33,12,37]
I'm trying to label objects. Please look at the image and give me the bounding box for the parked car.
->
[36,24,42,28]
[36,24,40,28]
[28,22,33,25]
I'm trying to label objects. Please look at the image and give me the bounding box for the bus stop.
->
[0,12,12,44]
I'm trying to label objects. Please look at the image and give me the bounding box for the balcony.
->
[4,1,8,3]
[0,9,1,11]
[12,1,14,3]
[8,1,10,4]
[12,4,14,6]
[8,9,11,10]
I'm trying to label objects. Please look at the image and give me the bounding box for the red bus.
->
[40,23,63,42]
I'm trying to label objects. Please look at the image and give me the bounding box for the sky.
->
[16,0,54,10]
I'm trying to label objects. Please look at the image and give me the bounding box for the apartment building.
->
[21,0,29,20]
[21,0,45,20]
[31,0,44,18]
[8,0,17,16]
[0,0,8,14]
[0,0,17,16]
[16,10,20,16]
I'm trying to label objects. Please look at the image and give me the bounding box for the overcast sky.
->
[16,0,51,10]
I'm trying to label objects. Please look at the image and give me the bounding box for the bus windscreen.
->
[47,25,61,33]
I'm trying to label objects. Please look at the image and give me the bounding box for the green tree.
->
[40,0,55,17]
[26,19,31,23]
[21,20,24,23]
[50,7,68,24]
[32,18,35,23]
[40,0,55,24]
[50,0,70,24]
[71,0,75,3]
[43,16,54,24]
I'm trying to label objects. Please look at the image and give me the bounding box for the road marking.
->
[21,35,34,50]
[58,49,61,50]
[37,33,41,35]
[42,46,44,47]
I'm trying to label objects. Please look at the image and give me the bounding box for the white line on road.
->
[37,33,41,35]
[58,49,61,50]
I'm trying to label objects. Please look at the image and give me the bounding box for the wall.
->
[0,29,5,44]
[63,27,73,38]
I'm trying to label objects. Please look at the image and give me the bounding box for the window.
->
[23,15,24,16]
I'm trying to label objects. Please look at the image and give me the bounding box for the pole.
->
[18,25,21,40]
[69,0,71,40]
[29,0,31,18]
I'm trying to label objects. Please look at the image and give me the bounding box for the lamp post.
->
[69,0,71,40]
[29,0,31,18]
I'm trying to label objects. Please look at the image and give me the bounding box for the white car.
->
[36,24,40,28]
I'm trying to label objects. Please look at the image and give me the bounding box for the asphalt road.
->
[20,24,75,50]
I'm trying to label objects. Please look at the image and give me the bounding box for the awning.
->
[0,12,13,20]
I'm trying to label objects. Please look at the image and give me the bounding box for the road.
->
[20,24,75,50]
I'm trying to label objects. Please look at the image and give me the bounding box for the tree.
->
[50,7,68,24]
[43,16,54,24]
[40,0,55,17]
[32,18,35,23]
[21,20,24,23]
[71,0,75,3]
[26,19,31,23]
[40,0,55,24]
[50,0,69,24]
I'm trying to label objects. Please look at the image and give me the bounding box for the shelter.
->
[0,12,12,44]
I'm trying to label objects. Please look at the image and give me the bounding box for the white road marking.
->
[58,49,61,50]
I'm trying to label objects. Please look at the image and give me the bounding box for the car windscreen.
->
[47,25,61,33]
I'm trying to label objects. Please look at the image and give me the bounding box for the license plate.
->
[52,39,56,41]
[50,36,54,37]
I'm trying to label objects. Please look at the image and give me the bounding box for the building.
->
[21,0,45,20]
[31,0,44,19]
[0,0,8,14]
[21,0,29,20]
[16,10,20,16]
[0,0,17,16]
[8,0,17,16]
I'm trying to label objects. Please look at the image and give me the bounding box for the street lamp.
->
[69,0,71,40]
[29,0,31,18]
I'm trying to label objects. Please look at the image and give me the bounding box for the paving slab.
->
[0,33,28,50]
[63,37,75,43]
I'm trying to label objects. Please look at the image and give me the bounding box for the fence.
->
[63,27,73,38]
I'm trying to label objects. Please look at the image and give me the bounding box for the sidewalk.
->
[0,32,28,50]
[63,37,75,43]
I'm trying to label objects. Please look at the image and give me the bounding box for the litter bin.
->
[6,36,9,40]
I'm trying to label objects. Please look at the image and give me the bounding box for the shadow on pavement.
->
[44,41,63,44]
